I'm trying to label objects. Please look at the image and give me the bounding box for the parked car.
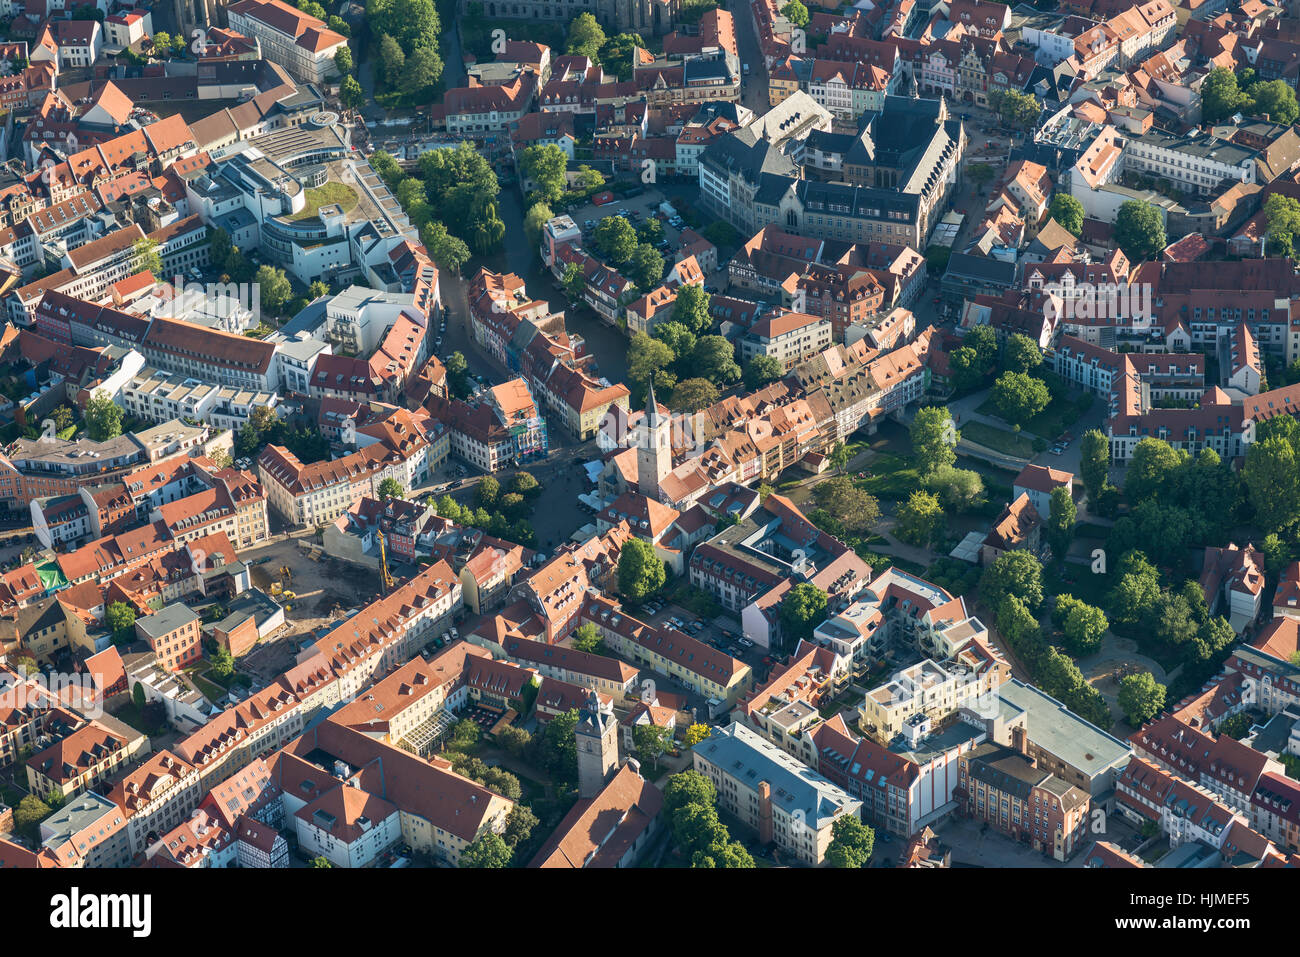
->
[738,637,754,648]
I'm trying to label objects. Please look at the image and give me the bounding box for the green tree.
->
[445,351,472,398]
[467,197,506,256]
[633,721,672,769]
[654,320,696,361]
[1079,429,1110,506]
[339,74,365,111]
[663,769,716,816]
[990,371,1050,427]
[599,32,645,81]
[672,283,712,335]
[1047,485,1076,560]
[377,32,406,86]
[896,490,944,547]
[812,475,880,535]
[510,472,540,496]
[636,217,664,246]
[334,45,354,76]
[255,265,292,313]
[1114,201,1166,262]
[669,377,719,412]
[1125,438,1186,502]
[378,477,405,500]
[829,442,851,474]
[744,354,784,390]
[566,12,607,60]
[84,390,123,441]
[1264,193,1300,257]
[691,335,741,385]
[476,475,501,509]
[910,405,958,473]
[14,794,53,841]
[1244,435,1300,534]
[781,0,810,26]
[992,89,1041,129]
[981,549,1045,612]
[1118,671,1167,726]
[561,262,587,300]
[502,804,539,851]
[1048,193,1085,236]
[628,242,665,291]
[461,831,512,868]
[131,237,162,276]
[627,332,676,403]
[1108,551,1161,625]
[1246,78,1300,125]
[209,643,235,680]
[535,708,579,782]
[1062,600,1108,656]
[779,583,829,647]
[403,44,443,95]
[966,324,999,374]
[618,538,666,601]
[519,144,569,205]
[948,346,985,392]
[592,215,638,264]
[824,815,875,868]
[107,601,137,642]
[924,465,985,512]
[209,226,234,273]
[1262,533,1291,577]
[523,201,556,251]
[421,221,471,273]
[571,622,602,653]
[1201,66,1248,124]
[1003,333,1042,374]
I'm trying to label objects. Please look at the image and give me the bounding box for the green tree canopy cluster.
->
[663,770,755,868]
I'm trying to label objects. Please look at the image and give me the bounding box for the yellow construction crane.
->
[377,529,396,594]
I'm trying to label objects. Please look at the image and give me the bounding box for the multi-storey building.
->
[693,722,861,866]
[226,0,346,83]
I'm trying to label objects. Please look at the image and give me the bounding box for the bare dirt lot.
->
[236,537,384,680]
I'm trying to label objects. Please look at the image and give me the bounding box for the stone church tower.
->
[576,690,618,798]
[636,380,672,502]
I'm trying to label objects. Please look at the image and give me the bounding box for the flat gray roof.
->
[136,602,200,639]
[999,678,1131,780]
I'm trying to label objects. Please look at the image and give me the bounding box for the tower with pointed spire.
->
[636,380,672,502]
[575,690,619,798]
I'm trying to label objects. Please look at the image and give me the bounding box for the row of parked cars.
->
[432,626,459,649]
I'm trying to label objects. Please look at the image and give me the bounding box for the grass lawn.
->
[189,672,227,703]
[288,183,359,221]
[961,421,1036,458]
[858,452,922,500]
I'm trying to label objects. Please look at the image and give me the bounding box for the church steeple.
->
[637,378,672,502]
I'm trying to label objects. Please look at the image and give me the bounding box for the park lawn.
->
[857,452,922,500]
[288,183,359,221]
[189,672,228,703]
[961,421,1036,458]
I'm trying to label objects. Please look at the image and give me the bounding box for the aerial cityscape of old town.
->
[0,0,1297,884]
